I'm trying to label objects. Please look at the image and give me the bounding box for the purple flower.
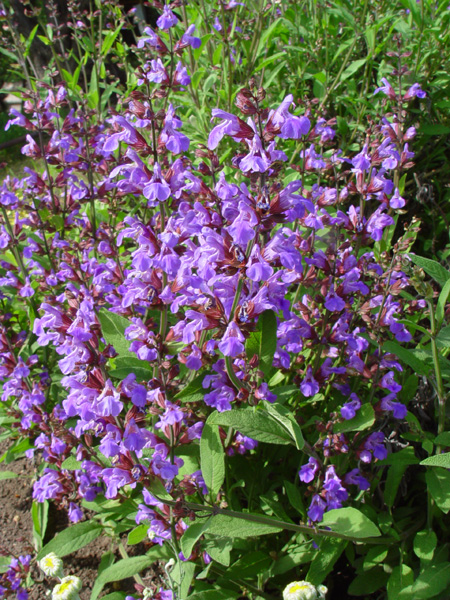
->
[96,380,123,417]
[68,502,83,523]
[390,188,406,209]
[380,371,402,394]
[157,4,178,29]
[374,77,396,100]
[157,401,185,428]
[404,83,426,100]
[299,457,320,483]
[352,144,371,173]
[33,469,64,502]
[380,393,407,419]
[239,135,270,173]
[208,109,253,150]
[268,94,311,139]
[300,366,319,397]
[143,163,171,205]
[218,322,245,357]
[173,62,191,87]
[308,494,326,522]
[181,24,201,49]
[160,104,190,154]
[324,291,345,312]
[344,468,370,491]
[137,27,161,48]
[340,393,361,420]
[360,432,388,463]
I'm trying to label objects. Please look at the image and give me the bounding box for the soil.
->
[0,437,165,599]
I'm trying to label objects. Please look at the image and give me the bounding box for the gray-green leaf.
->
[208,407,292,445]
[321,507,381,538]
[245,309,277,377]
[98,309,133,357]
[200,422,225,498]
[37,521,103,560]
[408,254,450,288]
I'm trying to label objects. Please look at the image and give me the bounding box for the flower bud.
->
[39,553,64,578]
[283,581,327,600]
[51,575,82,600]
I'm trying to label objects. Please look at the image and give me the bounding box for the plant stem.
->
[151,494,400,546]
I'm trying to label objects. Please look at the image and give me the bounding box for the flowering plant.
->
[0,1,449,600]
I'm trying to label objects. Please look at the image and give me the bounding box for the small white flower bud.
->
[51,575,82,600]
[283,581,321,600]
[39,553,64,578]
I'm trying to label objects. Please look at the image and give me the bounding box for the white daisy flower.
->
[283,581,327,600]
[39,553,64,578]
[51,575,82,600]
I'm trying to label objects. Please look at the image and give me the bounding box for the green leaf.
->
[0,471,18,480]
[434,432,450,447]
[203,536,232,566]
[384,464,407,508]
[101,24,123,56]
[378,447,420,466]
[426,468,450,513]
[208,407,292,445]
[341,58,367,81]
[187,590,237,600]
[283,480,305,517]
[0,556,12,573]
[175,373,208,403]
[127,524,148,545]
[334,404,375,433]
[98,309,133,357]
[400,563,450,599]
[181,519,213,559]
[421,452,450,468]
[0,46,19,61]
[61,456,82,470]
[227,551,271,579]
[408,254,450,288]
[37,521,103,560]
[363,547,388,571]
[146,476,172,502]
[307,538,347,586]
[32,500,48,551]
[414,530,437,561]
[271,547,315,575]
[348,568,389,596]
[436,325,450,349]
[207,514,282,538]
[271,385,300,404]
[263,401,304,449]
[90,549,167,600]
[100,593,128,600]
[23,24,39,59]
[321,508,381,538]
[245,310,277,376]
[254,51,286,72]
[1,438,33,464]
[171,561,196,599]
[200,422,225,498]
[419,124,450,136]
[88,64,99,109]
[436,278,450,325]
[110,357,153,381]
[387,564,414,600]
[383,341,430,376]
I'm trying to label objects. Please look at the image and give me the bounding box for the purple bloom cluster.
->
[0,3,429,557]
[0,555,31,599]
